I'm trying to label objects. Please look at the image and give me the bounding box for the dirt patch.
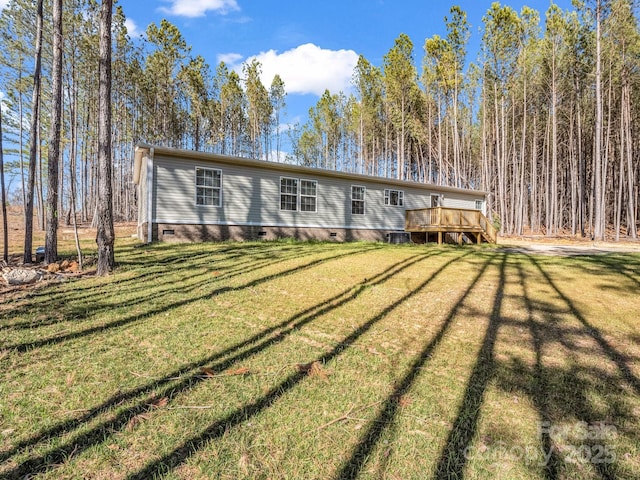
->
[1,206,136,298]
[1,206,137,262]
[497,236,640,256]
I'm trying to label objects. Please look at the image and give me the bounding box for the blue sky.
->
[0,0,574,127]
[117,0,575,126]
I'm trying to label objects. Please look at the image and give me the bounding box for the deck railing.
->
[405,207,497,243]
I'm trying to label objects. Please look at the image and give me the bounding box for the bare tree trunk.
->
[67,54,83,270]
[615,132,624,241]
[568,109,578,236]
[18,71,25,216]
[517,75,528,236]
[576,76,585,238]
[481,82,491,213]
[593,0,605,241]
[0,102,8,263]
[96,0,115,275]
[23,0,44,264]
[37,131,44,231]
[70,120,83,271]
[622,77,637,238]
[437,97,443,185]
[494,82,503,232]
[544,112,551,234]
[45,0,63,264]
[531,115,539,232]
[550,62,559,236]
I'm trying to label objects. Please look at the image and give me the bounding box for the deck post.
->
[438,231,442,245]
[458,233,463,245]
[477,232,482,244]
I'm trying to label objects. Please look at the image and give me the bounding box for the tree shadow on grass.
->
[1,242,269,306]
[528,255,640,397]
[487,254,640,479]
[121,251,471,480]
[1,244,382,353]
[0,242,336,331]
[572,253,640,293]
[335,251,639,480]
[3,241,355,332]
[2,249,439,479]
[0,248,307,333]
[333,251,498,480]
[1,244,383,459]
[514,258,561,479]
[428,254,506,479]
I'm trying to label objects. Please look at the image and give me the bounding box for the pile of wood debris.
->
[1,259,82,287]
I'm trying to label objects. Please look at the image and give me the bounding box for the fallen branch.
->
[167,405,214,410]
[315,400,383,431]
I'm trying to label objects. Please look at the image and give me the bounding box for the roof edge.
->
[134,143,488,196]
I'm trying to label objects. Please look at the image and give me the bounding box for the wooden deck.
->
[405,207,497,244]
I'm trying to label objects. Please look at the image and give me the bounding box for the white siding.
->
[137,155,148,224]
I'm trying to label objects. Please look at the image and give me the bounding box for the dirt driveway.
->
[495,238,640,256]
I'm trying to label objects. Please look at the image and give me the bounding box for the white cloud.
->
[124,18,141,38]
[217,52,243,65]
[159,0,239,18]
[248,43,359,96]
[262,150,291,163]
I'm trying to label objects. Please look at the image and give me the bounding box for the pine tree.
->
[23,0,44,264]
[0,100,7,263]
[96,0,114,275]
[44,0,63,264]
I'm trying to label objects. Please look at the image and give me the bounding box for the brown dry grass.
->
[0,205,137,264]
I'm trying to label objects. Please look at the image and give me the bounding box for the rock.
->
[2,269,43,285]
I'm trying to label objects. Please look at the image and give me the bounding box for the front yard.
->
[1,240,639,479]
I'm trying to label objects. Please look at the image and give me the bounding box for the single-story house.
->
[133,144,489,243]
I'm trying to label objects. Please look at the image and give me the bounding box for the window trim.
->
[475,199,483,211]
[279,177,318,213]
[351,185,366,215]
[384,188,404,207]
[279,176,299,212]
[300,179,318,213]
[195,167,222,207]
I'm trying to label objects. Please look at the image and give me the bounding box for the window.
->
[431,194,440,207]
[351,185,366,215]
[300,180,317,212]
[280,177,298,211]
[475,200,483,211]
[196,167,222,206]
[384,189,404,207]
[280,177,317,212]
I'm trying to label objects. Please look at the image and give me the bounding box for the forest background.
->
[0,0,638,247]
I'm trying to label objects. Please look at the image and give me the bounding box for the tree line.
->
[0,0,287,238]
[1,0,114,271]
[0,0,638,261]
[294,1,639,241]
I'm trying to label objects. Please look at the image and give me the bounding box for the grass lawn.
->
[1,239,639,479]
